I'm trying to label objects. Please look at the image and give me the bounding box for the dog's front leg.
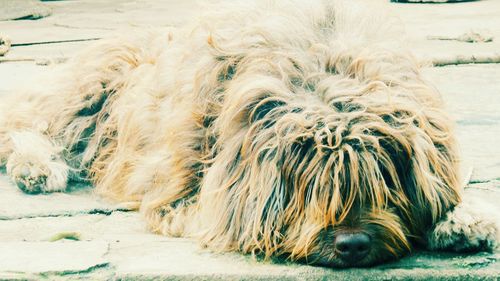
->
[427,189,499,253]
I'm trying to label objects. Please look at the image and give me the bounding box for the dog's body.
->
[0,0,497,267]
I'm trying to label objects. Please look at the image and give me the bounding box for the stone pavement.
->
[0,0,499,280]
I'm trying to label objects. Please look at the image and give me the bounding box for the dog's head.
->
[197,51,462,267]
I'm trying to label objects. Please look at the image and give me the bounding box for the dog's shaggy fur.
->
[0,0,497,267]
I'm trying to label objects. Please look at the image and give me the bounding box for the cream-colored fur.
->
[0,0,497,267]
[6,131,68,193]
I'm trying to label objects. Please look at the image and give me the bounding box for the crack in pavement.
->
[11,38,101,47]
[0,57,68,64]
[37,262,111,277]
[469,179,500,184]
[0,208,133,221]
[433,55,500,66]
[468,177,500,184]
[53,23,116,31]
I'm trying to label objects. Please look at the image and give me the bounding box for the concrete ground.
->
[0,0,499,280]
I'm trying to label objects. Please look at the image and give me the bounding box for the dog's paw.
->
[7,158,68,194]
[6,131,68,194]
[428,203,498,253]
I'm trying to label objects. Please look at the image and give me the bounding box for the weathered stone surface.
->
[0,41,92,63]
[0,0,198,62]
[0,0,197,44]
[389,0,500,61]
[423,64,500,181]
[0,241,109,273]
[0,202,498,280]
[109,240,500,280]
[1,0,499,64]
[0,212,150,242]
[0,0,51,21]
[0,62,45,96]
[0,175,134,220]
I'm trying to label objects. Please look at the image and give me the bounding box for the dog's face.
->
[243,94,461,267]
[199,60,462,268]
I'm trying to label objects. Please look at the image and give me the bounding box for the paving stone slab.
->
[0,62,47,96]
[390,0,500,63]
[0,175,134,220]
[0,212,183,247]
[0,0,51,21]
[0,241,109,273]
[424,65,500,123]
[0,40,94,63]
[0,187,498,279]
[0,0,198,64]
[115,267,500,281]
[0,212,153,242]
[46,0,199,29]
[0,19,111,47]
[109,241,499,280]
[0,0,499,65]
[0,0,197,45]
[422,64,500,181]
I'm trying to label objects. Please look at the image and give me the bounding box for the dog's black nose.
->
[334,232,371,263]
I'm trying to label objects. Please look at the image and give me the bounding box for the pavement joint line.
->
[0,58,36,63]
[0,57,68,64]
[11,38,102,47]
[36,262,112,277]
[433,55,500,67]
[53,23,116,31]
[466,186,500,193]
[0,208,133,221]
[468,178,500,184]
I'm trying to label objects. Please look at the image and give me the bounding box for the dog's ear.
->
[377,130,457,241]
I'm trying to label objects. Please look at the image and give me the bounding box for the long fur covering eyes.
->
[0,0,465,267]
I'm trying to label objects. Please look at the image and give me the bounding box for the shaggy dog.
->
[0,0,497,268]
